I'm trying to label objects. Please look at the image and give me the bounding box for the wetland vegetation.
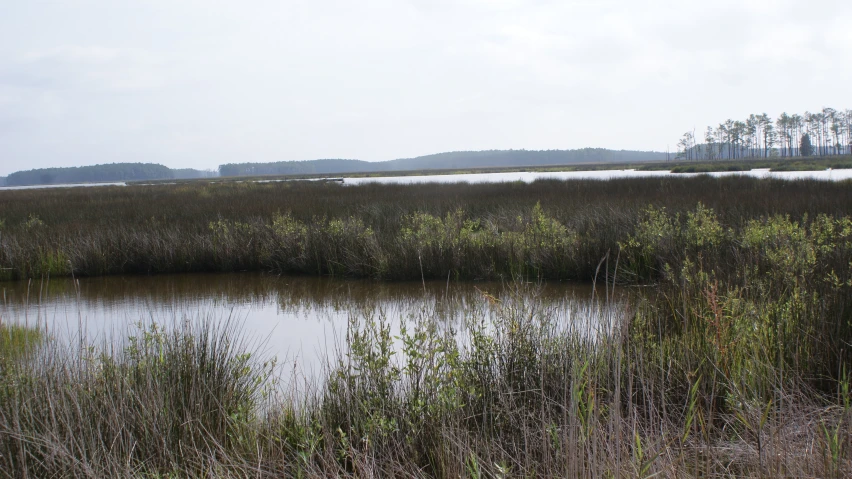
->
[1,175,852,477]
[2,175,852,281]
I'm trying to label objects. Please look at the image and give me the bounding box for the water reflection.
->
[0,273,620,372]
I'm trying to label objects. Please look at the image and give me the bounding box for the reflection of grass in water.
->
[0,323,41,363]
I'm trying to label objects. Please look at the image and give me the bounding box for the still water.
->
[0,273,616,372]
[342,168,852,185]
[0,182,127,191]
[2,168,850,191]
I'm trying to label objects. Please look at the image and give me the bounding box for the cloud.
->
[3,45,168,93]
[0,0,851,176]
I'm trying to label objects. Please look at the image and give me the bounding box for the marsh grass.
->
[0,324,41,368]
[0,315,276,478]
[0,279,849,478]
[1,176,852,477]
[2,175,852,281]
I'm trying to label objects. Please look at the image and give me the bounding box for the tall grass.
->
[0,280,849,477]
[0,317,273,477]
[1,176,852,476]
[0,323,41,370]
[2,176,852,281]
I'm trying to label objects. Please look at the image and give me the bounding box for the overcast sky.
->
[1,0,851,175]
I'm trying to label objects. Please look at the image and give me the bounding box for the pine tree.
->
[800,132,814,157]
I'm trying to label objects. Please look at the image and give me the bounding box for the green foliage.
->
[742,215,816,282]
[5,177,852,476]
[800,132,814,157]
[23,214,45,229]
[0,324,41,371]
[620,203,724,281]
[3,175,852,282]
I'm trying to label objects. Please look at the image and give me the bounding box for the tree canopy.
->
[4,164,214,186]
[676,107,851,160]
[799,133,814,157]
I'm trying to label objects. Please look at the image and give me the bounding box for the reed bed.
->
[1,176,852,281]
[0,175,851,477]
[0,278,849,477]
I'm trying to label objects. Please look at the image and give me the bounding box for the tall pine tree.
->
[800,132,814,157]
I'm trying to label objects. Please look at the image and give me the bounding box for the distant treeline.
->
[218,148,667,177]
[0,177,6,187]
[676,107,852,160]
[171,168,218,180]
[3,149,669,186]
[5,164,216,186]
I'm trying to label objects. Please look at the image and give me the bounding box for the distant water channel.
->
[0,181,127,191]
[342,168,852,185]
[2,168,851,191]
[0,273,618,373]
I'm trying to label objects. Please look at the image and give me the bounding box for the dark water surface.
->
[0,273,618,372]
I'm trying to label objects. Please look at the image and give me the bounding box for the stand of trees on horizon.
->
[2,148,673,186]
[676,107,852,161]
[218,148,668,177]
[3,164,216,187]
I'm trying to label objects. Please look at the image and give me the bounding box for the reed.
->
[1,175,851,476]
[0,279,849,477]
[1,176,852,281]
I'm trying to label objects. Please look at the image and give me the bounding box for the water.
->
[0,182,127,191]
[2,168,850,191]
[342,168,852,185]
[0,273,615,373]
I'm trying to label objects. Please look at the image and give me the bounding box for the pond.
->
[0,273,620,373]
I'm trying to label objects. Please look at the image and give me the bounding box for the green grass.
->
[1,269,850,477]
[1,181,852,475]
[0,324,41,365]
[3,175,852,281]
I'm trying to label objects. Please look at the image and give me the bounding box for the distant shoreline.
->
[4,154,851,188]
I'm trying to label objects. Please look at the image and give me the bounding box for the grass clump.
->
[0,318,274,478]
[0,323,41,370]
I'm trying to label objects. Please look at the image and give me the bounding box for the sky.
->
[1,0,851,176]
